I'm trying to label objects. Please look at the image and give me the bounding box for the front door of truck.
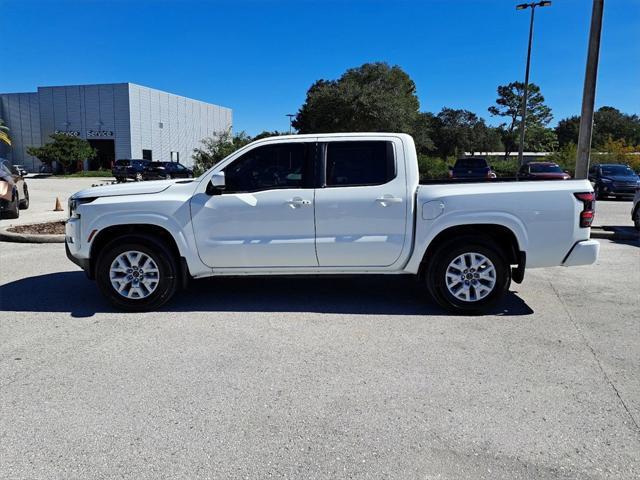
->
[190,141,318,268]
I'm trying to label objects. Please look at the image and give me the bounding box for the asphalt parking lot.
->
[1,180,639,479]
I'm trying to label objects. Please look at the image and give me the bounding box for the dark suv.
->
[588,163,640,200]
[112,159,151,182]
[449,157,496,179]
[143,161,194,180]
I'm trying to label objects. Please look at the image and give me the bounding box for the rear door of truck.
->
[314,137,409,267]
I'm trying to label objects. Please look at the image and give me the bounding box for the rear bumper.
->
[562,239,600,267]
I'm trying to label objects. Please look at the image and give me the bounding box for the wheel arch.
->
[88,224,187,283]
[417,224,525,282]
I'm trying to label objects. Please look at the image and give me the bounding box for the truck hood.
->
[71,179,195,199]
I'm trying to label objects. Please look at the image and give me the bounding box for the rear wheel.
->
[135,172,143,182]
[634,207,640,231]
[3,189,19,219]
[426,238,510,313]
[96,235,178,311]
[19,185,29,209]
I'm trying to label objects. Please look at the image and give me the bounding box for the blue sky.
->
[1,0,638,135]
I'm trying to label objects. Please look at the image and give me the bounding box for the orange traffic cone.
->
[54,197,64,211]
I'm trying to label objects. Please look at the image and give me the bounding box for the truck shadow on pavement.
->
[0,271,534,318]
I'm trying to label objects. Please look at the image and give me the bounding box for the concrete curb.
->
[0,225,65,243]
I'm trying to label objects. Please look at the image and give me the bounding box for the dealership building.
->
[0,83,232,171]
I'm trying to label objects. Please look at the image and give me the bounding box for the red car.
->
[518,162,571,180]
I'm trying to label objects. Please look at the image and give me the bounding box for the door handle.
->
[286,197,312,208]
[375,195,403,206]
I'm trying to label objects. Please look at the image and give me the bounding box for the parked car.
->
[112,159,151,182]
[518,162,571,180]
[12,165,28,176]
[588,163,640,200]
[66,133,599,313]
[632,187,640,230]
[449,157,496,179]
[144,161,194,180]
[0,159,30,219]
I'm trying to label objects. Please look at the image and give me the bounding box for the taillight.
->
[574,192,595,228]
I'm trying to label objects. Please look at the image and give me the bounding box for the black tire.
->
[3,189,20,219]
[425,237,511,314]
[95,235,179,311]
[19,185,29,210]
[634,206,640,231]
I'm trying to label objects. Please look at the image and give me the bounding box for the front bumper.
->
[601,184,637,196]
[66,241,90,275]
[65,218,92,277]
[562,239,600,267]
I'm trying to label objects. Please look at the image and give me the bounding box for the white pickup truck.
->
[66,133,599,312]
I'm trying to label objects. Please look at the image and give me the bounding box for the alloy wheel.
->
[445,252,497,302]
[109,250,160,299]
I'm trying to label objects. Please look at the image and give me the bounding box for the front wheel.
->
[3,189,19,219]
[634,207,640,231]
[19,185,29,209]
[96,235,178,311]
[426,238,511,313]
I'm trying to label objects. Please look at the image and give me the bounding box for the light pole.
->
[575,0,605,179]
[286,114,295,134]
[515,1,551,166]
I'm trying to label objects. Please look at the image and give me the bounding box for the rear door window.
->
[325,141,395,187]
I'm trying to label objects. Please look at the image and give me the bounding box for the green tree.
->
[592,107,640,148]
[0,118,11,146]
[252,130,287,141]
[488,82,553,157]
[412,112,436,155]
[555,115,580,147]
[431,108,500,158]
[293,62,432,150]
[556,107,640,148]
[26,133,96,173]
[524,125,558,152]
[192,130,252,175]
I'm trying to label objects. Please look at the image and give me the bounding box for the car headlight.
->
[68,197,95,218]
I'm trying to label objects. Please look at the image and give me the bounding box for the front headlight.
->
[68,197,95,218]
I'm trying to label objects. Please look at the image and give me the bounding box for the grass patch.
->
[54,170,113,178]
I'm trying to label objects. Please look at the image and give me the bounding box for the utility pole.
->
[516,1,552,167]
[286,114,295,134]
[575,0,605,179]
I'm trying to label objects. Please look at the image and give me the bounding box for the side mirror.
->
[206,171,225,195]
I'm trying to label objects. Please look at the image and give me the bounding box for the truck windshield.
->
[530,164,562,173]
[455,158,487,169]
[601,165,635,177]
